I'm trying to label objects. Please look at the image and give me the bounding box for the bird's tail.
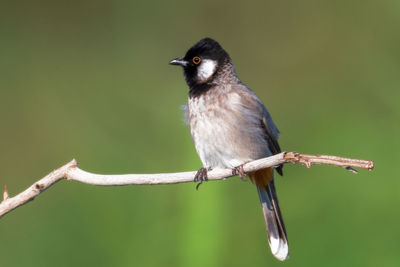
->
[249,168,289,261]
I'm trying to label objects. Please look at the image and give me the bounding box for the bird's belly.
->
[188,104,269,169]
[190,118,247,169]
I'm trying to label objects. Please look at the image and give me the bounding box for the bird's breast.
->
[187,89,269,169]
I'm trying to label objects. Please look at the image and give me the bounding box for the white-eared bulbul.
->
[170,38,288,261]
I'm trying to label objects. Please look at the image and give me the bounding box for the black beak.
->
[169,57,188,67]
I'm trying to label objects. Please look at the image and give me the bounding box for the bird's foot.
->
[194,167,209,190]
[232,165,246,179]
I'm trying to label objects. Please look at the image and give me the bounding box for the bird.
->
[169,38,288,261]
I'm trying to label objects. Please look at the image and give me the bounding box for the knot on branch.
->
[284,152,312,168]
[35,183,45,191]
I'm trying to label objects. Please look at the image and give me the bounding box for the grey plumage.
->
[188,81,276,169]
[170,38,289,261]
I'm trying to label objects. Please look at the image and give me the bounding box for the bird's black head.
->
[169,38,232,95]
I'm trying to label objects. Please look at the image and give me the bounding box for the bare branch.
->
[0,152,374,219]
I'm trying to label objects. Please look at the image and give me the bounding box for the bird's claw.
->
[232,165,246,178]
[194,167,209,190]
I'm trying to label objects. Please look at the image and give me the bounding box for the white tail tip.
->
[269,237,289,261]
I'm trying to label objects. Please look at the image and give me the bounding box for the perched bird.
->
[169,38,288,261]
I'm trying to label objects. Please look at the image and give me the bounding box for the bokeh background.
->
[1,1,399,266]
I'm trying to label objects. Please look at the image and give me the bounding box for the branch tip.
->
[3,185,9,201]
[367,161,374,170]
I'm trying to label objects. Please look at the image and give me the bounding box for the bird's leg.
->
[232,165,246,179]
[194,167,209,190]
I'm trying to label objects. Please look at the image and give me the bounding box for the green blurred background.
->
[0,0,399,266]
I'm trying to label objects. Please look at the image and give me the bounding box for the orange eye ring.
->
[192,56,201,64]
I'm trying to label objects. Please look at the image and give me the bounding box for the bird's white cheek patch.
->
[197,59,217,83]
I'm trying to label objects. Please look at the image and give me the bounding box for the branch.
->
[0,152,374,219]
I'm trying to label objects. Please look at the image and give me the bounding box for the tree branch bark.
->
[0,152,374,219]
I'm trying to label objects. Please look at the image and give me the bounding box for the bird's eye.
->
[192,56,201,65]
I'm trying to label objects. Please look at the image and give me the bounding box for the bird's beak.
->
[169,57,188,67]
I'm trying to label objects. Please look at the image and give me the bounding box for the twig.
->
[0,152,374,219]
[3,185,9,201]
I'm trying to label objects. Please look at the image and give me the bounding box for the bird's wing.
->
[234,84,283,174]
[260,102,283,176]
